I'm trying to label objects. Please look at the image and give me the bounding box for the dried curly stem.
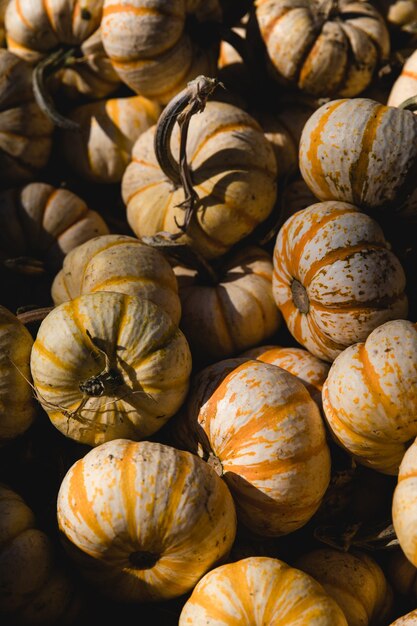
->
[33,47,81,131]
[154,75,220,233]
[16,306,54,325]
[399,94,417,111]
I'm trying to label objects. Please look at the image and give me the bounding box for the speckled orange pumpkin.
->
[179,556,348,625]
[323,319,417,474]
[57,439,237,602]
[390,610,417,625]
[273,202,408,362]
[388,49,417,108]
[393,438,417,567]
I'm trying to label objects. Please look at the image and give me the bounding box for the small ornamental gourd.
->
[242,345,329,408]
[0,50,53,185]
[388,550,417,599]
[393,438,417,567]
[0,305,35,444]
[0,484,80,625]
[0,183,109,272]
[179,557,348,625]
[30,292,192,446]
[101,0,222,103]
[390,610,417,625]
[174,246,281,361]
[272,202,408,362]
[177,359,331,536]
[388,50,417,108]
[52,234,181,325]
[255,0,389,98]
[61,96,161,184]
[299,98,417,212]
[323,319,417,474]
[57,439,237,602]
[296,549,393,626]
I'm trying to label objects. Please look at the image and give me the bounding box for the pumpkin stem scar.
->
[154,75,220,235]
[32,46,82,131]
[129,550,159,569]
[207,451,224,477]
[79,330,124,397]
[291,279,310,314]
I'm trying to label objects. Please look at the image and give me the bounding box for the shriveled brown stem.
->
[399,95,417,111]
[16,306,54,325]
[33,47,81,131]
[154,75,220,233]
[4,257,46,275]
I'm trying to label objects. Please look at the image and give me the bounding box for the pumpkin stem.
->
[154,75,220,234]
[3,256,46,275]
[79,330,124,397]
[142,236,220,285]
[16,306,54,325]
[207,451,224,476]
[291,279,310,314]
[398,95,417,111]
[32,47,81,131]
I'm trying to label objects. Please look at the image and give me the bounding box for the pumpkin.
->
[323,319,417,474]
[51,234,181,325]
[57,439,237,602]
[122,100,277,259]
[177,359,331,536]
[0,49,53,185]
[281,176,319,222]
[5,1,119,104]
[0,305,35,444]
[393,437,417,567]
[390,610,417,625]
[0,183,109,271]
[296,548,393,626]
[255,0,389,98]
[272,202,407,362]
[174,246,281,362]
[299,98,417,212]
[0,483,80,625]
[378,0,417,33]
[0,0,7,46]
[61,96,161,184]
[101,0,222,104]
[30,292,192,446]
[242,345,329,408]
[388,49,417,107]
[388,550,417,598]
[179,556,348,625]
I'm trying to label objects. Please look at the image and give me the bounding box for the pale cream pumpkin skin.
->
[388,49,417,108]
[52,234,181,324]
[390,610,417,625]
[296,549,393,626]
[57,439,237,602]
[255,0,389,98]
[299,99,417,211]
[323,319,417,474]
[101,0,221,104]
[30,292,192,446]
[122,101,277,259]
[393,438,417,568]
[179,556,348,625]
[179,359,331,536]
[175,247,281,360]
[0,306,35,444]
[61,96,160,184]
[272,202,408,362]
[0,183,109,271]
[0,50,53,184]
[242,345,329,408]
[0,484,79,625]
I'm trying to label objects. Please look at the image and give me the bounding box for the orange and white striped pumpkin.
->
[30,292,192,446]
[52,235,181,324]
[299,98,417,212]
[57,439,237,602]
[61,96,160,184]
[0,183,109,271]
[242,345,329,408]
[175,247,281,361]
[101,0,221,104]
[296,549,393,626]
[272,202,408,362]
[323,319,417,474]
[390,610,417,625]
[0,305,35,444]
[179,556,348,625]
[255,0,389,98]
[393,438,417,567]
[122,100,277,259]
[178,359,331,536]
[0,483,80,625]
[388,49,417,108]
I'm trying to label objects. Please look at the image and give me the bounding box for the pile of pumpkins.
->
[4,0,417,624]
